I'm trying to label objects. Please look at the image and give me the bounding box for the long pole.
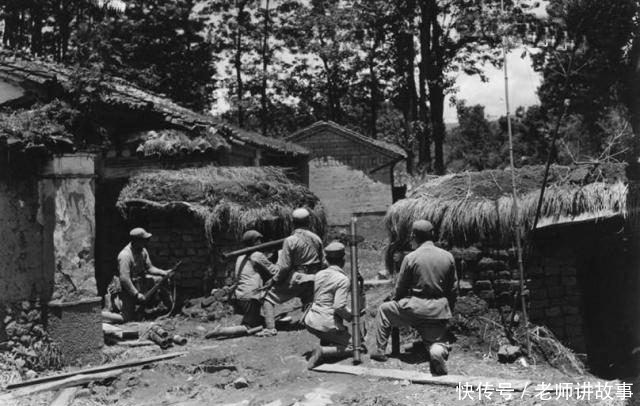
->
[350,217,362,364]
[501,0,531,355]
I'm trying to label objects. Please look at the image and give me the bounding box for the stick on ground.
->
[6,351,187,390]
[0,370,122,402]
[311,364,532,391]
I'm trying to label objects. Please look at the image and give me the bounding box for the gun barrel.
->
[222,238,285,259]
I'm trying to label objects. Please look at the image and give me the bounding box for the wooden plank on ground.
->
[49,387,80,406]
[0,370,122,402]
[6,352,187,390]
[311,364,532,391]
[115,339,155,347]
[102,323,123,335]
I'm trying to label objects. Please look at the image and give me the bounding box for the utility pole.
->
[501,0,531,356]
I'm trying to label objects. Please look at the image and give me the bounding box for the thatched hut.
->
[385,163,639,378]
[115,166,327,297]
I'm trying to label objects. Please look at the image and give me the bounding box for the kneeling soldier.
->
[106,228,172,322]
[209,230,278,338]
[305,241,355,368]
[370,220,457,376]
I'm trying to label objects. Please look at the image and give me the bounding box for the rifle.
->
[222,238,285,259]
[143,261,183,302]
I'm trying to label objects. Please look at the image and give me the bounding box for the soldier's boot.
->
[307,346,351,369]
[428,343,449,376]
[205,325,248,339]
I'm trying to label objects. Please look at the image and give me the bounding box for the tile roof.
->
[0,53,308,157]
[288,121,407,159]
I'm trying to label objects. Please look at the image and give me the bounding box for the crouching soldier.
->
[370,220,457,376]
[106,228,172,322]
[262,208,327,335]
[305,241,360,369]
[208,230,278,338]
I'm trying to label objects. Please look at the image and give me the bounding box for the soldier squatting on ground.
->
[305,241,363,369]
[208,230,279,338]
[105,228,174,322]
[370,220,458,376]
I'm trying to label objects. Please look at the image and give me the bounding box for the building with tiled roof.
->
[288,121,406,238]
[0,54,313,363]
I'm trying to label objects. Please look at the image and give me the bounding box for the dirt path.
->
[6,287,631,406]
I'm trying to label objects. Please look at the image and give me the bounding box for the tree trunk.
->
[30,3,43,55]
[260,0,270,136]
[321,56,340,122]
[429,84,446,174]
[426,0,446,175]
[368,48,379,137]
[418,0,432,171]
[235,0,246,127]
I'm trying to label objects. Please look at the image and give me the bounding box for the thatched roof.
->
[0,53,308,157]
[385,163,628,247]
[116,166,327,244]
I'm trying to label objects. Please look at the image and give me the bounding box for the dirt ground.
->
[5,286,636,406]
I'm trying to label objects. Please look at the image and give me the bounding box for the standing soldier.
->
[304,241,354,368]
[370,220,457,376]
[262,208,327,336]
[107,228,172,322]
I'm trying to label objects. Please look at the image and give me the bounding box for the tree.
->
[73,0,217,111]
[532,0,638,160]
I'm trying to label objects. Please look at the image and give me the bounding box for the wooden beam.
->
[311,364,532,391]
[6,352,187,390]
[0,370,123,402]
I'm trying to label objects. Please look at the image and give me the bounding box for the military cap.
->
[412,220,434,234]
[242,230,263,245]
[292,208,310,220]
[325,241,345,258]
[130,227,152,239]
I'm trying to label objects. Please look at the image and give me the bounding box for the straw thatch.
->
[116,166,327,244]
[385,163,628,247]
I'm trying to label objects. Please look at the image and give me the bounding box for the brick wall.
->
[118,213,252,299]
[443,242,586,352]
[294,130,395,225]
[143,214,214,297]
[444,215,636,370]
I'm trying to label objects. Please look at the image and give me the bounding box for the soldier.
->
[262,208,327,335]
[370,220,457,376]
[107,228,172,322]
[304,241,354,368]
[208,230,279,338]
[231,230,278,328]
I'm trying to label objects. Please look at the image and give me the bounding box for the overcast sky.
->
[444,49,541,123]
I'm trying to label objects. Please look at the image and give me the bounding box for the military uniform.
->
[106,228,170,321]
[265,227,327,306]
[304,263,351,347]
[232,251,278,327]
[372,221,457,375]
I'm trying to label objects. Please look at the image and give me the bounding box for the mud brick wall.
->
[294,130,395,225]
[145,214,214,297]
[450,243,586,352]
[0,180,51,311]
[526,244,585,351]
